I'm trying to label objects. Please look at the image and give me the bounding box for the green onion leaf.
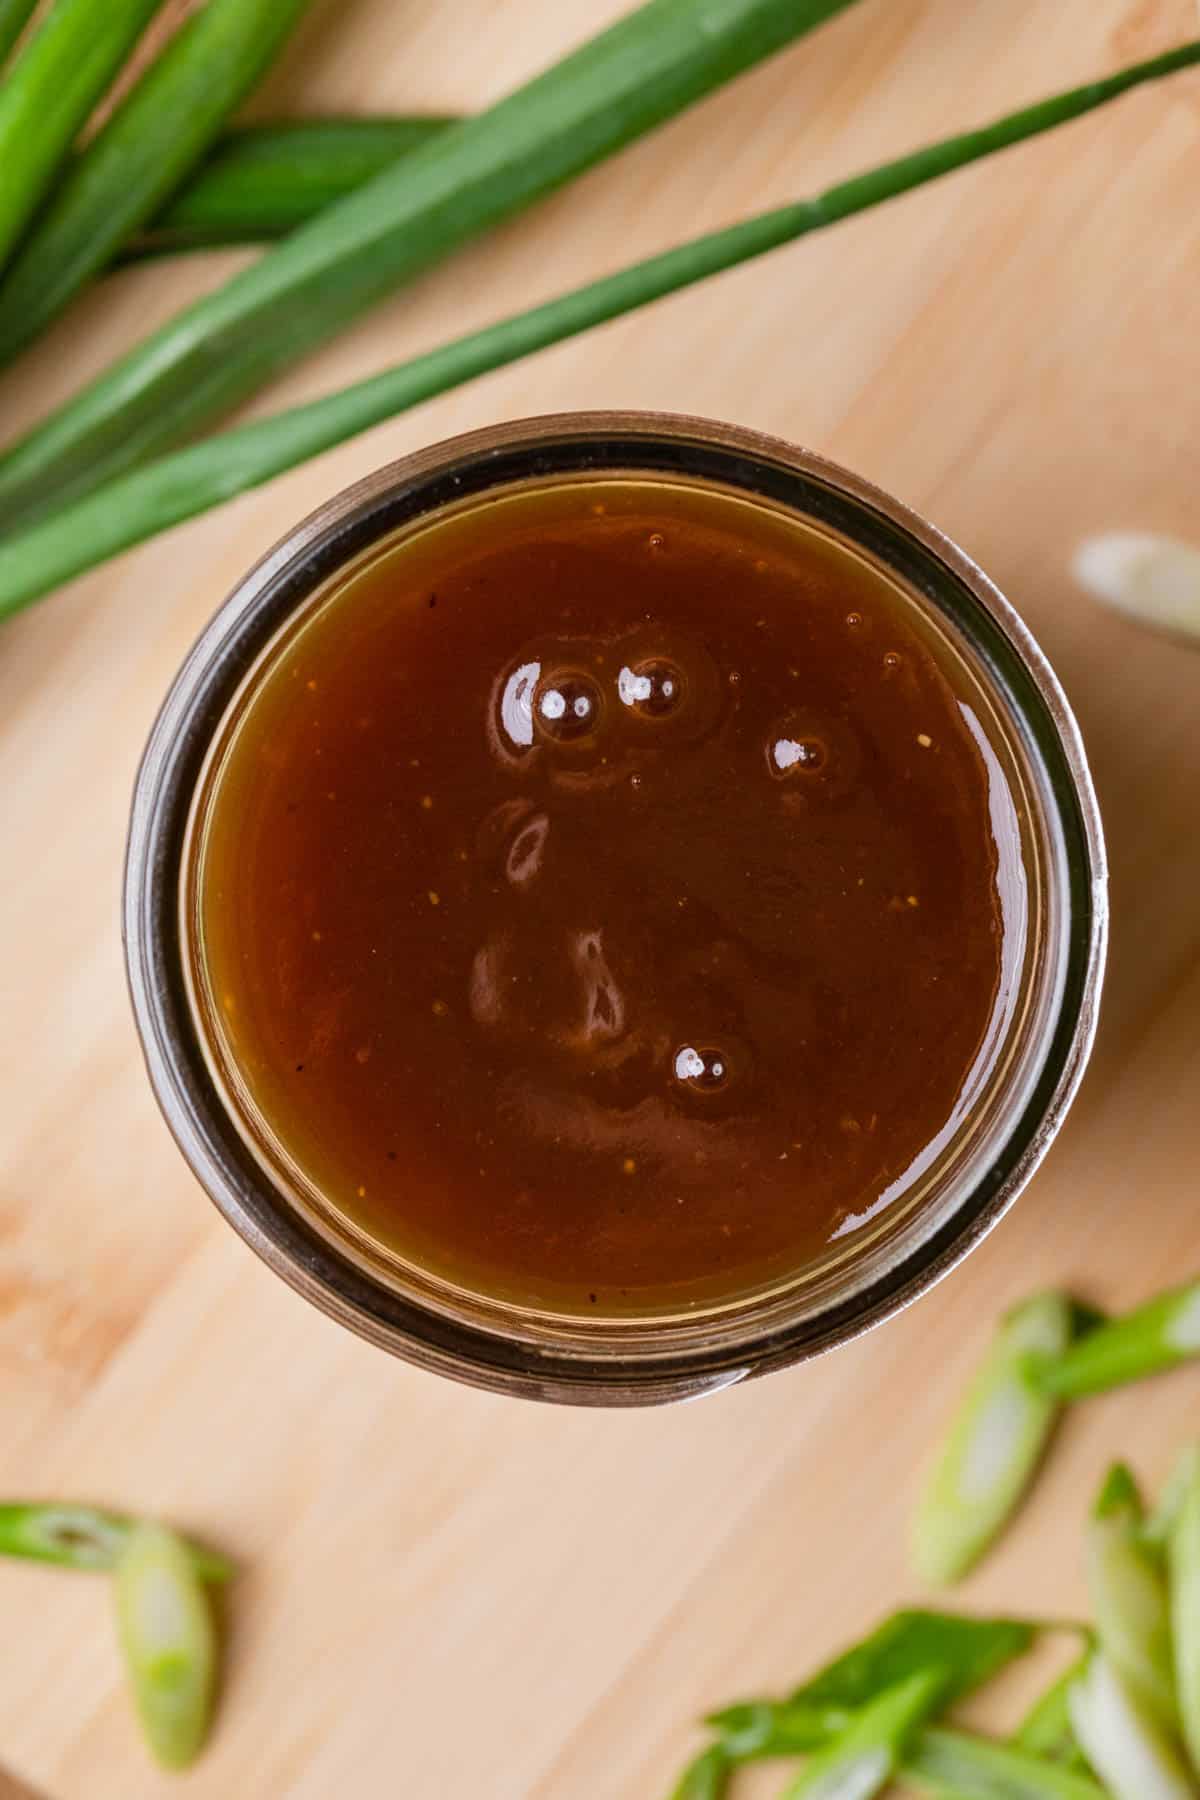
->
[3,38,1198,620]
[668,1745,730,1800]
[1087,1463,1177,1726]
[904,1724,1106,1797]
[0,0,36,67]
[0,1501,233,1581]
[1013,1650,1095,1769]
[706,1698,832,1759]
[131,115,456,255]
[1145,1448,1200,1552]
[1035,1279,1200,1399]
[781,1670,945,1799]
[912,1293,1074,1585]
[790,1610,1035,1720]
[0,0,315,363]
[0,0,164,275]
[1068,1654,1196,1800]
[1168,1449,1200,1774]
[0,0,863,529]
[706,1612,1034,1763]
[114,1521,218,1769]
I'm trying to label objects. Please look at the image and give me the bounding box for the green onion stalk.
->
[0,1500,233,1581]
[0,0,36,67]
[1068,1653,1195,1800]
[912,1294,1075,1585]
[0,0,863,530]
[0,0,316,362]
[1036,1279,1200,1399]
[2,39,1197,622]
[0,0,165,273]
[130,116,457,256]
[1086,1465,1177,1728]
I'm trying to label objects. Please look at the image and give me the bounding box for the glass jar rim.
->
[124,411,1107,1405]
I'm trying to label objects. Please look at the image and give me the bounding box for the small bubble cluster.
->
[617,658,684,718]
[534,671,602,742]
[769,735,827,776]
[673,1045,730,1092]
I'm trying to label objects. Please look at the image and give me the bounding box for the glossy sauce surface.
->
[196,479,1010,1315]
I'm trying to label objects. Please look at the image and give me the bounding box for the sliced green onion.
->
[132,116,456,255]
[1036,1279,1200,1399]
[0,0,315,362]
[1145,1448,1200,1551]
[1013,1650,1095,1768]
[0,0,164,275]
[1168,1450,1200,1774]
[708,1612,1036,1761]
[1068,1654,1195,1800]
[789,1609,1035,1722]
[0,0,862,529]
[668,1745,730,1800]
[0,1501,233,1581]
[904,1724,1106,1797]
[1074,534,1200,644]
[698,1614,1039,1795]
[1087,1464,1177,1726]
[781,1670,946,1799]
[707,1698,832,1759]
[4,40,1199,620]
[912,1293,1074,1585]
[114,1521,218,1770]
[0,0,36,66]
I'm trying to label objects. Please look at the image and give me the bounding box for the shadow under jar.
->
[125,413,1106,1405]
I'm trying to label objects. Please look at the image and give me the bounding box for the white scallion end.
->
[1068,1654,1195,1800]
[1074,533,1200,642]
[1168,1455,1200,1777]
[911,1292,1073,1585]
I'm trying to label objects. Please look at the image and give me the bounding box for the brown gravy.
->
[194,477,1009,1315]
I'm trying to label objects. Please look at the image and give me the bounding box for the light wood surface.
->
[2,2,1199,1794]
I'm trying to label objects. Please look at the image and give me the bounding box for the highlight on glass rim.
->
[0,0,1195,1792]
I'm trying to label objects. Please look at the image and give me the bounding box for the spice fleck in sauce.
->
[195,479,1013,1316]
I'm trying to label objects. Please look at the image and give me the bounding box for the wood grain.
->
[1,1,1199,1794]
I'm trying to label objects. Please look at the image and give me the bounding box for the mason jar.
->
[124,413,1107,1405]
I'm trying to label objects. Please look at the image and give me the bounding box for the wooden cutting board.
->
[2,1,1198,1794]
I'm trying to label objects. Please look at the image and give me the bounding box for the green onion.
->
[4,39,1198,620]
[130,115,456,255]
[1068,1654,1196,1800]
[115,1521,218,1770]
[0,0,165,275]
[1036,1279,1200,1399]
[0,1501,233,1581]
[707,1699,831,1759]
[787,1610,1035,1724]
[781,1670,946,1799]
[0,0,315,363]
[0,0,36,66]
[1087,1464,1177,1727]
[668,1745,730,1800]
[692,1612,1033,1797]
[1074,534,1200,644]
[912,1293,1074,1586]
[1013,1651,1095,1768]
[0,0,862,530]
[1145,1448,1200,1552]
[1168,1450,1200,1773]
[904,1725,1106,1798]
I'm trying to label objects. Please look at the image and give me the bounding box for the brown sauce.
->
[194,478,1010,1316]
